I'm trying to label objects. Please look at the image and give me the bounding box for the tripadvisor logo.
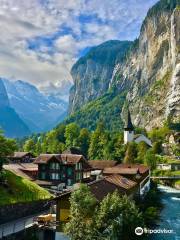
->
[135,227,143,236]
[135,227,175,235]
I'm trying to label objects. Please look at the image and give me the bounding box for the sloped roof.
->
[34,154,85,165]
[13,152,31,158]
[3,164,35,180]
[133,134,142,140]
[55,175,137,202]
[115,164,150,174]
[104,167,138,175]
[88,160,117,170]
[104,175,137,190]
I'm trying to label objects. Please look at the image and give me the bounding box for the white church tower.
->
[124,109,134,144]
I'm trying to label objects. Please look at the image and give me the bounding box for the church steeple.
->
[124,108,134,144]
[124,109,134,131]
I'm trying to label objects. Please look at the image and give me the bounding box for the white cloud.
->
[0,0,158,96]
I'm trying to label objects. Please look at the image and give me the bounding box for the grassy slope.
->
[0,170,52,206]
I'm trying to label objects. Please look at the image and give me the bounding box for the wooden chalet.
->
[34,154,92,188]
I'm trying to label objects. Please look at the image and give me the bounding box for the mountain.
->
[2,79,68,132]
[69,40,132,113]
[0,79,31,138]
[67,0,180,131]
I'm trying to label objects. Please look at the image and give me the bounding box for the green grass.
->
[152,169,180,177]
[156,155,180,164]
[0,170,52,206]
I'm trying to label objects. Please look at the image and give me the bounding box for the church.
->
[124,110,152,147]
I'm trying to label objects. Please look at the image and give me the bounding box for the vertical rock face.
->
[0,79,10,108]
[69,40,132,113]
[166,9,180,120]
[111,1,180,129]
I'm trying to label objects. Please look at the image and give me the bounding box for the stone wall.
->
[0,200,51,224]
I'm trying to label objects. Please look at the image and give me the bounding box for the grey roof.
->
[124,109,134,130]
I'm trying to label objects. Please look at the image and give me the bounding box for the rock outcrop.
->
[69,0,180,130]
[69,40,132,113]
[115,2,180,129]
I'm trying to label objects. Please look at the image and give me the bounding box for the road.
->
[0,211,47,239]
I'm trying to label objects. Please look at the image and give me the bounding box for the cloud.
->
[0,0,158,96]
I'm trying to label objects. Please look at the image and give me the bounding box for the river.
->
[148,185,180,240]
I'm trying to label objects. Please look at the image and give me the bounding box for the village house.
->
[103,164,151,196]
[34,154,92,189]
[55,174,138,223]
[88,160,118,180]
[8,152,34,163]
[124,110,152,147]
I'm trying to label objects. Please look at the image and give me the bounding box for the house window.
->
[50,162,60,170]
[50,173,60,180]
[76,162,82,170]
[40,172,46,180]
[67,179,73,186]
[76,172,82,181]
[78,163,82,170]
[41,164,46,170]
[67,167,73,176]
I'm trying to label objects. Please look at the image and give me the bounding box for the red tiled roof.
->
[88,160,117,170]
[104,167,138,175]
[105,175,137,190]
[116,164,149,174]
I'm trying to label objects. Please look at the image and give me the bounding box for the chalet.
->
[103,164,150,196]
[34,154,92,189]
[55,175,138,223]
[8,152,34,163]
[124,110,152,147]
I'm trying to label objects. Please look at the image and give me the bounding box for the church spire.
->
[124,109,134,131]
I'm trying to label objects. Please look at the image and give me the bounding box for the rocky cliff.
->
[68,0,180,130]
[112,0,180,129]
[69,40,132,113]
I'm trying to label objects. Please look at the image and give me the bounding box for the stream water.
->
[148,185,180,240]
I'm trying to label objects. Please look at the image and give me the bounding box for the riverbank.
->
[153,178,180,190]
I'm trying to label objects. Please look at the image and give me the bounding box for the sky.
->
[0,0,158,99]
